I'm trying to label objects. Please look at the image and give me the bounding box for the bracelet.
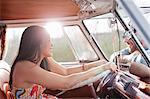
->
[82,63,85,71]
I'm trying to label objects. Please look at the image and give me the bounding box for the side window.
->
[5,28,24,65]
[4,24,76,65]
[44,23,76,62]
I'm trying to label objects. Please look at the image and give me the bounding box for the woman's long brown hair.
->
[0,24,6,60]
[9,26,49,88]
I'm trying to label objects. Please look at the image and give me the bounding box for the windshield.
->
[64,25,98,61]
[83,13,126,59]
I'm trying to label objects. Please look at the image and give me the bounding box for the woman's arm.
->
[129,62,150,78]
[17,61,116,90]
[46,57,107,75]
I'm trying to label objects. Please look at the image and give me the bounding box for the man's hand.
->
[116,50,140,64]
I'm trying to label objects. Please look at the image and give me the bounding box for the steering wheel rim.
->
[96,71,117,93]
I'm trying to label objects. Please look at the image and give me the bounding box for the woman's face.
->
[41,36,53,57]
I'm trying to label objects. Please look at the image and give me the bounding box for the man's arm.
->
[129,62,150,78]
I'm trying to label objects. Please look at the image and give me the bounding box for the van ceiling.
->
[0,0,80,20]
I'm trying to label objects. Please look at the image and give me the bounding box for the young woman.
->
[9,25,117,98]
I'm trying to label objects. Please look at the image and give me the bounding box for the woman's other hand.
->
[106,62,117,71]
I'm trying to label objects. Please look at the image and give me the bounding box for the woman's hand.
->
[105,62,117,71]
[93,62,117,76]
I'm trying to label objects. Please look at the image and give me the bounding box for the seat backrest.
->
[6,91,14,99]
[2,83,14,99]
[0,89,7,99]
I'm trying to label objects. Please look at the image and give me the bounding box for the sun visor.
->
[73,0,115,19]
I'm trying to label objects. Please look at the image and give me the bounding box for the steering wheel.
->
[71,70,111,89]
[56,70,111,97]
[96,71,117,94]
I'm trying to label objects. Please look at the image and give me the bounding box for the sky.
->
[133,0,150,7]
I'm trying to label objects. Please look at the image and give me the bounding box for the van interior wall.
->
[0,0,79,20]
[0,0,1,18]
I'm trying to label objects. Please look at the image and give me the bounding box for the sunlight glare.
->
[44,22,63,38]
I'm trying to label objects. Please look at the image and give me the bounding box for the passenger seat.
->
[2,83,13,99]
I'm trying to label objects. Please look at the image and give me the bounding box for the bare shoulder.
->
[14,60,37,78]
[13,61,39,87]
[15,61,36,70]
